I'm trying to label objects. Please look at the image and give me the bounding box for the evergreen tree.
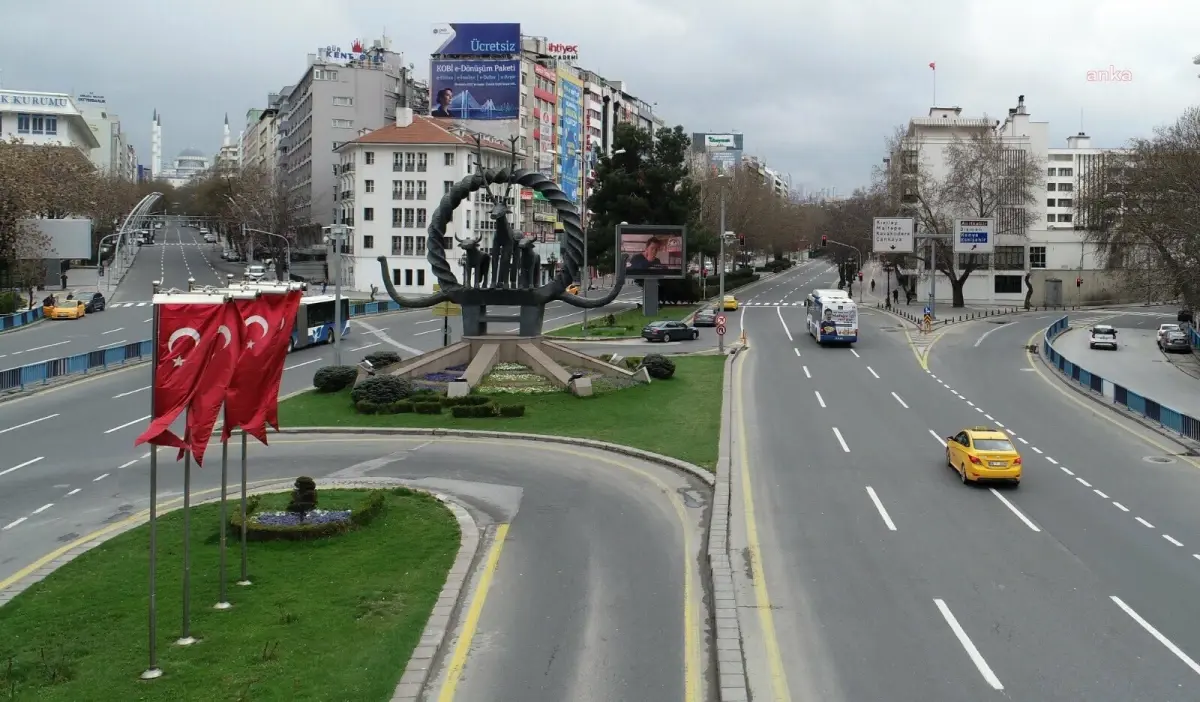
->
[585,123,699,273]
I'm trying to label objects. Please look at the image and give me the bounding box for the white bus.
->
[805,289,858,344]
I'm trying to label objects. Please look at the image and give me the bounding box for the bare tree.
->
[696,165,807,265]
[1075,107,1200,310]
[882,125,1043,307]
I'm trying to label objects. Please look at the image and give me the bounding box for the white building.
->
[0,90,99,154]
[333,108,524,294]
[75,93,135,179]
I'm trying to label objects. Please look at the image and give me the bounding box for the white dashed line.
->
[3,517,27,530]
[1031,447,1043,454]
[113,385,150,399]
[865,486,897,531]
[1060,466,1075,475]
[966,400,974,407]
[1093,489,1109,499]
[1045,457,1058,464]
[0,414,59,434]
[1136,517,1155,528]
[891,392,909,408]
[995,422,1005,428]
[1163,535,1184,547]
[1017,437,1028,444]
[284,359,321,371]
[104,415,150,434]
[32,503,53,515]
[929,430,947,447]
[867,366,879,379]
[984,414,994,421]
[0,457,43,477]
[793,347,800,357]
[118,459,138,469]
[1110,596,1200,676]
[1113,501,1129,512]
[832,427,850,452]
[1076,477,1092,487]
[67,488,81,496]
[94,473,110,482]
[989,488,1041,532]
[850,349,860,358]
[802,365,811,378]
[934,598,1005,690]
[814,391,826,408]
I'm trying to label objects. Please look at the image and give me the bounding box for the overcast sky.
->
[3,0,1197,194]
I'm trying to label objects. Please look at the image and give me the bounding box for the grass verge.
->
[549,304,697,338]
[0,489,459,702]
[280,355,724,469]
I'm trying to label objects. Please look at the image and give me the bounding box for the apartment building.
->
[0,90,99,154]
[76,93,135,179]
[332,108,523,294]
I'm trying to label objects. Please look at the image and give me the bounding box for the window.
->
[417,208,427,227]
[392,269,403,285]
[313,69,338,81]
[24,114,56,135]
[393,152,403,171]
[365,152,375,165]
[405,269,414,286]
[332,118,353,128]
[1047,167,1056,176]
[391,236,403,254]
[442,236,453,250]
[994,275,1023,294]
[1047,199,1056,208]
[1057,199,1073,208]
[1057,168,1073,177]
[403,236,414,255]
[363,207,374,221]
[444,180,454,194]
[957,253,990,269]
[444,152,455,166]
[16,114,30,133]
[391,209,403,227]
[364,179,374,193]
[333,141,342,151]
[992,245,1025,270]
[404,181,415,199]
[333,96,354,107]
[392,180,403,198]
[417,153,428,172]
[362,235,375,249]
[1047,183,1057,191]
[1057,182,1073,192]
[1029,246,1047,269]
[417,181,427,200]
[404,208,415,227]
[405,153,416,172]
[417,269,426,286]
[1059,213,1073,223]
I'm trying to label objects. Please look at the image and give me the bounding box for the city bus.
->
[291,295,351,352]
[805,289,858,345]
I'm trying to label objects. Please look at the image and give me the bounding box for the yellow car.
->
[51,299,86,320]
[945,426,1022,486]
[722,295,738,311]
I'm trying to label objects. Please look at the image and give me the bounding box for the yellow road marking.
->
[1025,328,1200,470]
[437,522,509,702]
[735,349,793,701]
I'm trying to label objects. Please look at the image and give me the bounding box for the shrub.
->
[622,355,644,370]
[389,400,414,413]
[0,291,19,315]
[231,489,387,542]
[441,395,491,407]
[351,375,412,404]
[639,353,676,379]
[363,350,402,368]
[451,403,499,418]
[498,404,526,417]
[287,476,318,517]
[313,365,358,393]
[355,400,380,414]
[413,401,443,415]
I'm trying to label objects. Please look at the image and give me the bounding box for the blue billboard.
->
[433,23,520,56]
[430,60,520,120]
[557,69,584,207]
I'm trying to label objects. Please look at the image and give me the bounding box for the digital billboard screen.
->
[618,224,686,279]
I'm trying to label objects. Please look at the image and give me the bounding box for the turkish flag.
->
[178,302,242,465]
[929,62,936,70]
[222,290,301,444]
[134,301,228,450]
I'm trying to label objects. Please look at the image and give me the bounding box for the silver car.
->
[693,308,718,327]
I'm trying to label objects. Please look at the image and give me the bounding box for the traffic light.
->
[858,271,864,282]
[821,235,827,247]
[1076,277,1083,288]
[737,233,746,245]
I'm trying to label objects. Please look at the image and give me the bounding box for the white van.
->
[1089,324,1118,350]
[245,264,267,281]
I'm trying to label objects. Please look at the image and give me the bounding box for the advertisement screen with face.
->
[619,225,686,279]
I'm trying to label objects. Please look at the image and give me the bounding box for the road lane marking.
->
[11,340,70,355]
[1061,466,1075,475]
[814,391,826,408]
[102,327,124,335]
[0,414,59,434]
[437,523,510,701]
[118,459,138,469]
[32,503,53,515]
[349,342,381,351]
[891,392,909,408]
[867,366,879,379]
[97,339,128,350]
[1046,457,1058,464]
[1110,595,1200,676]
[1017,437,1028,444]
[989,489,1041,532]
[985,414,994,420]
[114,385,150,399]
[0,457,43,477]
[1113,501,1129,511]
[865,486,897,530]
[972,323,1013,347]
[1093,489,1109,499]
[3,517,27,530]
[966,400,974,406]
[734,349,793,701]
[1164,534,1184,547]
[832,427,850,452]
[414,328,441,336]
[1076,477,1092,487]
[995,421,1005,428]
[934,598,1005,690]
[802,365,811,378]
[775,305,794,341]
[793,347,800,357]
[929,430,947,447]
[850,349,860,358]
[283,359,320,371]
[103,415,150,434]
[1136,517,1155,528]
[67,488,80,496]
[415,318,440,325]
[1031,447,1043,454]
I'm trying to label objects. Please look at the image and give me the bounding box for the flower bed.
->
[412,362,468,392]
[476,362,560,395]
[231,489,386,541]
[250,509,352,527]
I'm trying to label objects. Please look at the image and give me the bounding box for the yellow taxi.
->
[51,299,87,320]
[722,294,739,311]
[567,283,580,295]
[945,426,1022,486]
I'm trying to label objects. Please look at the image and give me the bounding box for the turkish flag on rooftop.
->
[134,301,229,450]
[178,302,242,466]
[222,290,302,444]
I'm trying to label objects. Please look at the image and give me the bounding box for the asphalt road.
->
[0,434,708,702]
[730,300,1200,700]
[1050,312,1200,417]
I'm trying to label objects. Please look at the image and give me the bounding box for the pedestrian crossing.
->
[739,301,807,307]
[108,301,152,308]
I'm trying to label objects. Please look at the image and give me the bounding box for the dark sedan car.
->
[642,320,700,342]
[693,308,718,327]
[1160,330,1190,353]
[84,291,106,312]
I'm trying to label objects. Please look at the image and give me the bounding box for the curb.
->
[1040,326,1200,455]
[0,476,483,702]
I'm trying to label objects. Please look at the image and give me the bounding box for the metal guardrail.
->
[1043,316,1200,443]
[0,307,44,332]
[0,302,410,393]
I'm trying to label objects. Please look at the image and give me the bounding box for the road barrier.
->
[0,307,43,332]
[1043,316,1200,443]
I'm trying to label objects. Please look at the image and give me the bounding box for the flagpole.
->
[141,280,164,681]
[177,449,196,646]
[237,429,251,586]
[214,420,232,610]
[932,63,937,106]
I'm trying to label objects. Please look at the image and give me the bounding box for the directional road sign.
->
[872,217,915,253]
[716,324,727,336]
[716,314,727,326]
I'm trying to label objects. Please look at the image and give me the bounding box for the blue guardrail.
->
[0,306,43,332]
[1043,316,1200,443]
[0,302,411,394]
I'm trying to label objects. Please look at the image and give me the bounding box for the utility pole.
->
[718,190,726,355]
[927,235,936,319]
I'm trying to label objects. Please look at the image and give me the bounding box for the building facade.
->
[75,93,135,179]
[333,109,523,294]
[0,90,99,154]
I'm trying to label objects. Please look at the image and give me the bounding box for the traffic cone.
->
[739,330,747,345]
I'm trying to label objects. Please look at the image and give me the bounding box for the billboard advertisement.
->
[709,151,738,174]
[618,224,687,279]
[557,68,584,208]
[691,132,744,152]
[430,60,520,120]
[953,218,995,254]
[432,23,520,56]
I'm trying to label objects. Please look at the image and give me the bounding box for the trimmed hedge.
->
[351,375,412,404]
[355,399,415,414]
[413,401,443,415]
[313,365,358,393]
[230,489,387,542]
[441,395,492,407]
[449,402,525,418]
[363,350,402,368]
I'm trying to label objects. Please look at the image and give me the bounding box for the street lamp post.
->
[323,225,349,366]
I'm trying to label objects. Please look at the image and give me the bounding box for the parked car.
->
[84,291,106,313]
[1160,330,1190,353]
[693,308,718,327]
[642,320,700,342]
[1089,324,1118,350]
[1179,309,1194,324]
[1156,323,1181,345]
[51,299,86,320]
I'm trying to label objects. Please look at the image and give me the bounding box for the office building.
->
[0,90,99,155]
[75,93,135,179]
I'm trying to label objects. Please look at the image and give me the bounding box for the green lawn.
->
[0,489,459,702]
[280,355,725,469]
[549,304,698,338]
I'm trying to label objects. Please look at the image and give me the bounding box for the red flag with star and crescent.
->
[178,302,243,465]
[222,290,301,444]
[134,301,229,450]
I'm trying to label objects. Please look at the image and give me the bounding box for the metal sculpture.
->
[377,133,625,336]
